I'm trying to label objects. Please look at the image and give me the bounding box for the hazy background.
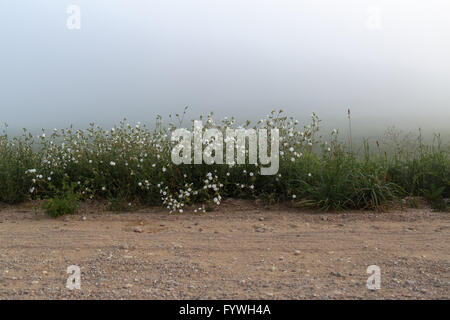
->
[1,0,449,138]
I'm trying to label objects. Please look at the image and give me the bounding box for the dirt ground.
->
[0,200,449,300]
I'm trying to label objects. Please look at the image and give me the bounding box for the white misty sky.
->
[0,0,449,134]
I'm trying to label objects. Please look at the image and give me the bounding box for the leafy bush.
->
[0,130,39,203]
[423,185,448,212]
[42,182,80,217]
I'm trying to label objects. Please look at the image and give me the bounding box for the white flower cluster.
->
[160,181,196,213]
[17,110,325,212]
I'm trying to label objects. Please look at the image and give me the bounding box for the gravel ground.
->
[0,200,449,299]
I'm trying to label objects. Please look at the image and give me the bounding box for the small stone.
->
[133,226,143,233]
[405,280,415,286]
[294,250,301,256]
[82,216,87,221]
[259,217,265,221]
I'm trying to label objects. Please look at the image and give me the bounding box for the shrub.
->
[42,182,80,217]
[423,185,448,212]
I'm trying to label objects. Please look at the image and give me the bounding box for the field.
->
[0,111,449,299]
[0,200,449,299]
[0,111,449,214]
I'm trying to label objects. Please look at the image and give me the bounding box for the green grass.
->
[0,111,448,214]
[41,182,80,218]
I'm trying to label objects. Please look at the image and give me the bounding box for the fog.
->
[1,0,449,137]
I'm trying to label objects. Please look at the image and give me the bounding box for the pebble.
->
[133,226,143,233]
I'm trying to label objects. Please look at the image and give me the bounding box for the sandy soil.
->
[0,200,449,300]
